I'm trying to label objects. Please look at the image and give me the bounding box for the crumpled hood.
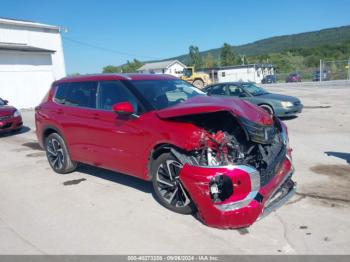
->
[156,96,273,125]
[0,106,16,117]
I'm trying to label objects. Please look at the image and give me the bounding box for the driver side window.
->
[227,85,246,97]
[98,81,141,113]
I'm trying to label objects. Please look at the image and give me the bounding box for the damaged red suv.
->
[35,74,295,229]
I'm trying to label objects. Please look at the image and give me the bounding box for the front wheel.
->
[192,79,204,89]
[45,133,77,174]
[259,104,274,115]
[151,153,195,214]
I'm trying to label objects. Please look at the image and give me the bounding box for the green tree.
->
[189,45,202,68]
[220,43,236,66]
[203,52,216,68]
[103,65,121,73]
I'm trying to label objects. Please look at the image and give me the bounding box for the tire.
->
[259,104,274,115]
[45,133,77,174]
[192,79,204,89]
[151,153,195,214]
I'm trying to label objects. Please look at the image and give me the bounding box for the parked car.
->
[35,74,295,229]
[285,73,301,83]
[261,75,277,84]
[0,98,23,133]
[313,70,330,81]
[204,82,303,117]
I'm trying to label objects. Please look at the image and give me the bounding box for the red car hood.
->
[0,106,16,117]
[156,96,273,125]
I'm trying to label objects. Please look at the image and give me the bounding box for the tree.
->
[220,43,236,66]
[189,45,202,68]
[103,65,121,73]
[203,52,215,68]
[102,59,144,73]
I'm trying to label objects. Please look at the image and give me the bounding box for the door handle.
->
[56,109,64,115]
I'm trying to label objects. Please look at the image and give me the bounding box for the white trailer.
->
[214,64,275,84]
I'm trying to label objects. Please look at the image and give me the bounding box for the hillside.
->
[163,25,350,64]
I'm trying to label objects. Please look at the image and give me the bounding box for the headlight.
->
[239,117,276,144]
[281,101,293,108]
[13,110,21,117]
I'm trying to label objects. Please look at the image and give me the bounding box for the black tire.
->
[45,133,77,174]
[192,79,204,89]
[259,104,274,115]
[151,153,195,214]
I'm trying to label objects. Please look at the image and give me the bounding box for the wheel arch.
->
[258,103,275,114]
[147,143,186,179]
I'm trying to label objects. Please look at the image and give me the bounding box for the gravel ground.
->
[0,81,350,254]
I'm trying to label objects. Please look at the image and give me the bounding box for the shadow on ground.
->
[279,116,298,121]
[0,126,31,138]
[325,151,350,164]
[77,164,153,194]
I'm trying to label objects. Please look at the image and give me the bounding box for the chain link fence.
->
[275,59,350,83]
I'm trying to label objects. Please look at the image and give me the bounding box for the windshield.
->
[131,79,205,110]
[183,68,192,77]
[0,98,5,106]
[241,83,269,96]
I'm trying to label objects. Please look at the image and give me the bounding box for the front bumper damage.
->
[179,154,295,229]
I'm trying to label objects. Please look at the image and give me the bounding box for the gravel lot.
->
[1,81,350,254]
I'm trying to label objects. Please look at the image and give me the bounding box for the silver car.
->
[204,82,303,117]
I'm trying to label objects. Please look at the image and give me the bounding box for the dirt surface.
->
[1,81,350,254]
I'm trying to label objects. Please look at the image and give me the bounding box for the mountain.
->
[161,25,350,64]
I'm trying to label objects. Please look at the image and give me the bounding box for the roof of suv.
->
[54,73,178,85]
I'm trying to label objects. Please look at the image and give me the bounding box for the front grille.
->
[259,137,287,187]
[0,115,12,121]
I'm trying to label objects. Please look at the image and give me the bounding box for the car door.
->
[53,81,101,164]
[89,80,150,176]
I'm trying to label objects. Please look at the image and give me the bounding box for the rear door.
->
[53,81,100,164]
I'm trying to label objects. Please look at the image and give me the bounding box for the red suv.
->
[35,74,295,229]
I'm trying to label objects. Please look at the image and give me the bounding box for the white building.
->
[137,60,186,77]
[206,64,275,84]
[0,17,66,108]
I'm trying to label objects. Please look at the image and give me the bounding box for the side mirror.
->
[112,102,134,116]
[3,100,8,105]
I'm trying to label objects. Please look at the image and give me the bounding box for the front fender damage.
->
[167,111,296,229]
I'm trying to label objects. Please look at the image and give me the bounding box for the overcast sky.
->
[2,0,350,74]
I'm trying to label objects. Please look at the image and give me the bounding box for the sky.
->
[1,0,350,74]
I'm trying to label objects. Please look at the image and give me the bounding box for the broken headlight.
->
[240,117,275,144]
[209,174,233,203]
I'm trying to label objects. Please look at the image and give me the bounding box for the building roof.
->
[137,60,186,71]
[0,17,60,31]
[0,42,55,53]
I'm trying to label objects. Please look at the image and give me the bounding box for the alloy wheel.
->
[155,160,191,208]
[46,138,65,170]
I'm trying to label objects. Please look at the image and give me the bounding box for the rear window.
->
[54,81,98,109]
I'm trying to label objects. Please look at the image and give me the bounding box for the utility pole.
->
[319,59,322,82]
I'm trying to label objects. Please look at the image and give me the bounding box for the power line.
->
[62,36,161,60]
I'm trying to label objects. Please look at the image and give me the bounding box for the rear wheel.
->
[192,79,204,89]
[45,133,77,174]
[259,104,274,115]
[151,153,195,214]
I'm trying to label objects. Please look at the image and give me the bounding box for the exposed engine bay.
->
[172,111,287,187]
